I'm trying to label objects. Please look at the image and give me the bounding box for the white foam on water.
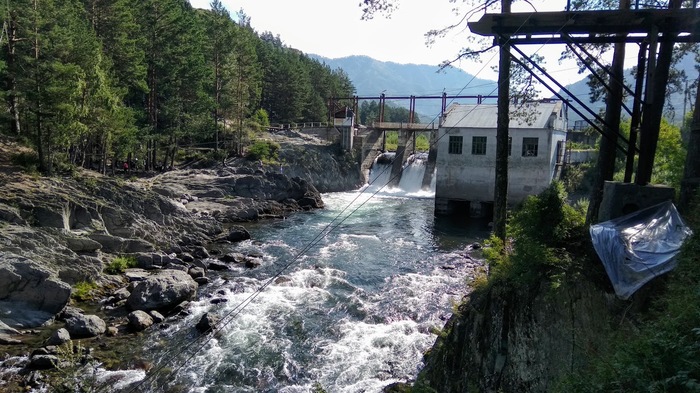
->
[311,319,433,393]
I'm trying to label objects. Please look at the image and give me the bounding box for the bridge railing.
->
[268,122,330,131]
[371,121,437,130]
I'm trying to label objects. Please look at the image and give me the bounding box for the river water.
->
[125,159,488,393]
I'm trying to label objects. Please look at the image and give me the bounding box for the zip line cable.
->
[123,12,585,393]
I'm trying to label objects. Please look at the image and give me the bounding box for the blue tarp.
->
[590,201,693,299]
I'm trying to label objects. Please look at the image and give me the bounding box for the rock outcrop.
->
[416,279,616,392]
[0,253,72,328]
[126,270,198,311]
[64,314,107,338]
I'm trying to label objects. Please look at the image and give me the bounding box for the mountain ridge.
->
[310,53,696,125]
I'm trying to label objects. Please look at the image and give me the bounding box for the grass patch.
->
[72,281,98,302]
[104,256,137,275]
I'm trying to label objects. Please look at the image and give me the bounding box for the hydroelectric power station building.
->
[434,100,568,216]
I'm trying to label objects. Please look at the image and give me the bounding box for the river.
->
[123,159,489,393]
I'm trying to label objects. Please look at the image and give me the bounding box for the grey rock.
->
[0,253,71,328]
[149,310,165,323]
[127,310,154,331]
[65,237,102,252]
[207,261,230,271]
[0,334,22,345]
[112,287,130,301]
[46,328,71,346]
[124,268,150,282]
[127,270,198,311]
[165,263,188,272]
[223,225,251,243]
[106,326,119,336]
[221,253,246,263]
[188,266,206,279]
[65,314,106,338]
[192,246,210,259]
[194,277,210,285]
[196,312,220,334]
[180,252,195,263]
[59,306,84,321]
[244,258,262,269]
[29,354,60,369]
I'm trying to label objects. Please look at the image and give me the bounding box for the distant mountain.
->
[309,55,498,120]
[560,52,697,126]
[311,54,696,126]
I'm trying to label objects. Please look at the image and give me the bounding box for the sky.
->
[188,0,620,89]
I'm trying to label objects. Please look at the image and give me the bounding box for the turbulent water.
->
[123,156,487,393]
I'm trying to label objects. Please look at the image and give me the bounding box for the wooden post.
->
[586,0,629,224]
[494,0,511,241]
[636,0,683,186]
[680,75,700,212]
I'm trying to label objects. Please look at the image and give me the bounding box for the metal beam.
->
[469,9,700,37]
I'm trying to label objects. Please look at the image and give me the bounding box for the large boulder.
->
[46,328,71,346]
[127,269,198,311]
[0,253,71,328]
[127,310,154,332]
[65,314,106,338]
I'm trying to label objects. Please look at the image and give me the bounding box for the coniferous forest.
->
[0,0,356,174]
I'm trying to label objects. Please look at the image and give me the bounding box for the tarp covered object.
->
[590,201,693,299]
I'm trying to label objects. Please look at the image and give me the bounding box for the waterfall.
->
[364,152,435,198]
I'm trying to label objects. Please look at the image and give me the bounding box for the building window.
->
[522,137,539,157]
[508,137,512,156]
[472,136,487,155]
[449,136,463,154]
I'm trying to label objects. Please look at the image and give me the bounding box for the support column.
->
[493,0,511,241]
[636,0,682,185]
[586,0,629,224]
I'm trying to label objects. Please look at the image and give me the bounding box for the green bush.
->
[246,140,280,163]
[10,151,40,173]
[385,131,399,151]
[482,182,588,290]
[105,256,137,275]
[72,281,98,302]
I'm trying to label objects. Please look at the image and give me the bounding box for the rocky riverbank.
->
[0,134,362,390]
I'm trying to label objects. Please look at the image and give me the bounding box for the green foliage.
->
[1,0,354,172]
[415,134,430,151]
[246,140,280,162]
[561,161,595,196]
[250,108,271,131]
[311,382,328,393]
[46,341,104,393]
[482,182,588,290]
[10,151,40,173]
[104,256,137,275]
[72,281,98,302]
[385,131,399,151]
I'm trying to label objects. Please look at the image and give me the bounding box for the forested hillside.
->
[0,0,355,174]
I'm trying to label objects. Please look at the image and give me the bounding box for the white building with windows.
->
[434,100,568,216]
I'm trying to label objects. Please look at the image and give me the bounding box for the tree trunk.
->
[5,13,21,135]
[493,0,511,241]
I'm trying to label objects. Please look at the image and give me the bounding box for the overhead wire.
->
[123,10,580,393]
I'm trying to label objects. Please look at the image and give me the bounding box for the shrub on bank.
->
[246,140,280,163]
[105,256,137,275]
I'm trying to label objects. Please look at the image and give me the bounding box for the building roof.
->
[442,101,565,129]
